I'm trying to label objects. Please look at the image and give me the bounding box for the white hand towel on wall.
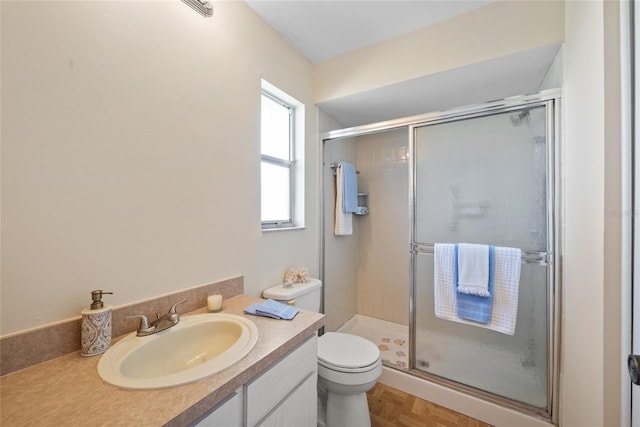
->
[434,243,521,335]
[334,164,353,235]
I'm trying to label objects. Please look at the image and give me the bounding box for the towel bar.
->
[411,243,550,266]
[330,162,360,176]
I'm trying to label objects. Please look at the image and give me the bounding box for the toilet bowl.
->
[317,332,382,427]
[262,280,382,426]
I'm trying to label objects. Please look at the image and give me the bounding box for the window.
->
[260,81,304,229]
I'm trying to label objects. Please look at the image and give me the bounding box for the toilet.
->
[263,279,382,427]
[316,332,382,427]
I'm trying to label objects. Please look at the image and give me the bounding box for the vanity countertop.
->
[0,294,324,426]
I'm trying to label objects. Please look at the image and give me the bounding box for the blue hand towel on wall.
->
[455,244,495,324]
[339,162,358,213]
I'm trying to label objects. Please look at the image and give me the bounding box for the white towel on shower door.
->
[457,243,491,297]
[334,164,353,235]
[434,243,521,335]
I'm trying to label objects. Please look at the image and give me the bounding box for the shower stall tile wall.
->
[356,128,410,327]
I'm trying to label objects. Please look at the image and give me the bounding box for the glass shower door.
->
[411,104,553,413]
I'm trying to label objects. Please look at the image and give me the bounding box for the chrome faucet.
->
[126,299,188,337]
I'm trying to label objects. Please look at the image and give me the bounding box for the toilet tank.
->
[262,278,322,312]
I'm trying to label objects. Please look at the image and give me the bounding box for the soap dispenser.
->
[80,290,113,357]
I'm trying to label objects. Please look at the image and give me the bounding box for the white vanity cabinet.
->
[194,336,317,427]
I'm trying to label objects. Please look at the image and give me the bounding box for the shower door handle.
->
[628,354,640,385]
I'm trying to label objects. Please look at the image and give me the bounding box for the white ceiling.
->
[244,0,494,64]
[245,1,561,128]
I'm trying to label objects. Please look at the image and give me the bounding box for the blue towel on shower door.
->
[454,244,495,324]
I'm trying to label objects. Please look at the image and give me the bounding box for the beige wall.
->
[313,0,565,104]
[562,1,625,426]
[1,0,318,335]
[562,11,604,414]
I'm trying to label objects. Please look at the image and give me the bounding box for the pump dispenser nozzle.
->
[90,290,113,310]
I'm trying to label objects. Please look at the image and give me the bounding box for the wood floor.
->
[367,383,493,427]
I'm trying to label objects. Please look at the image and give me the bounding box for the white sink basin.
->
[98,313,259,389]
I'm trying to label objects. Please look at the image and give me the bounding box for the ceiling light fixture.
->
[182,0,213,18]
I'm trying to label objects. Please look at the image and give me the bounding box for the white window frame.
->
[261,80,305,230]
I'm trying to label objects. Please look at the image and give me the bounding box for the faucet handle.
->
[125,314,151,335]
[169,299,188,315]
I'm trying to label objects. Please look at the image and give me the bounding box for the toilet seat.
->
[318,358,380,373]
[318,332,381,373]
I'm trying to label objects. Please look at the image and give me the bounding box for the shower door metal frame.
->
[319,89,561,423]
[408,92,561,423]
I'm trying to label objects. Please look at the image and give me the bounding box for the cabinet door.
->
[246,337,317,426]
[258,373,317,427]
[194,389,242,427]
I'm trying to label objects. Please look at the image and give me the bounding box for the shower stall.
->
[320,90,560,422]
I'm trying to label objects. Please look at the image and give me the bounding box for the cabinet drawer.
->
[246,336,317,426]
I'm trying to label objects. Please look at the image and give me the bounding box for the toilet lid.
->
[318,332,380,369]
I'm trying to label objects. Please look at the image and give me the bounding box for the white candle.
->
[207,294,222,312]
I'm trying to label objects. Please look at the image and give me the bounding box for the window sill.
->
[261,226,306,233]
